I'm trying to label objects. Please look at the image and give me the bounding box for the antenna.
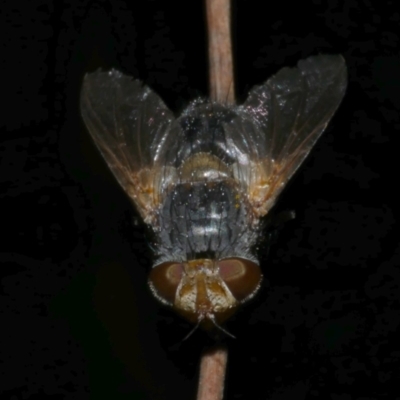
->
[182,319,202,342]
[207,314,236,339]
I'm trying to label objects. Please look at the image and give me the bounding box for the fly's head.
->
[148,258,262,329]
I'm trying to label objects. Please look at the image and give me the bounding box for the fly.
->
[80,54,347,330]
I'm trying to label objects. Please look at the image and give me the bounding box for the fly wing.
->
[80,69,176,224]
[233,54,347,218]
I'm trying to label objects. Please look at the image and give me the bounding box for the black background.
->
[2,0,399,399]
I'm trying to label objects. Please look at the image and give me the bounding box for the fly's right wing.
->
[80,69,177,224]
[228,54,347,218]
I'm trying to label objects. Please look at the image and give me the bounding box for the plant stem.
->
[197,0,234,399]
[205,0,235,104]
[197,345,228,400]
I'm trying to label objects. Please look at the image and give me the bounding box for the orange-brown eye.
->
[217,258,262,302]
[148,262,184,304]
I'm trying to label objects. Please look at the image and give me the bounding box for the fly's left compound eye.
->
[148,262,184,304]
[217,258,262,302]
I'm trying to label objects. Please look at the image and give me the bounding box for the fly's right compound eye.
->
[217,258,262,302]
[148,262,184,305]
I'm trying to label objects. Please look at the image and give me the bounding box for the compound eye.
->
[217,258,262,302]
[148,262,184,304]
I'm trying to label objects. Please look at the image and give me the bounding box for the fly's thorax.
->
[148,257,262,327]
[178,152,231,182]
[154,154,259,262]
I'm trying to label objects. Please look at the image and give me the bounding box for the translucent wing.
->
[80,70,176,223]
[233,54,347,217]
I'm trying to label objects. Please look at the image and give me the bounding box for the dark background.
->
[2,0,399,399]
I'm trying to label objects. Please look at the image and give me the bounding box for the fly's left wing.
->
[80,70,177,224]
[229,54,347,218]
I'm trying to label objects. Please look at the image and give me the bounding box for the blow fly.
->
[80,55,347,330]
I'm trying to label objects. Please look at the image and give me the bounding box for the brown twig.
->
[197,345,228,400]
[205,0,235,104]
[196,1,234,400]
